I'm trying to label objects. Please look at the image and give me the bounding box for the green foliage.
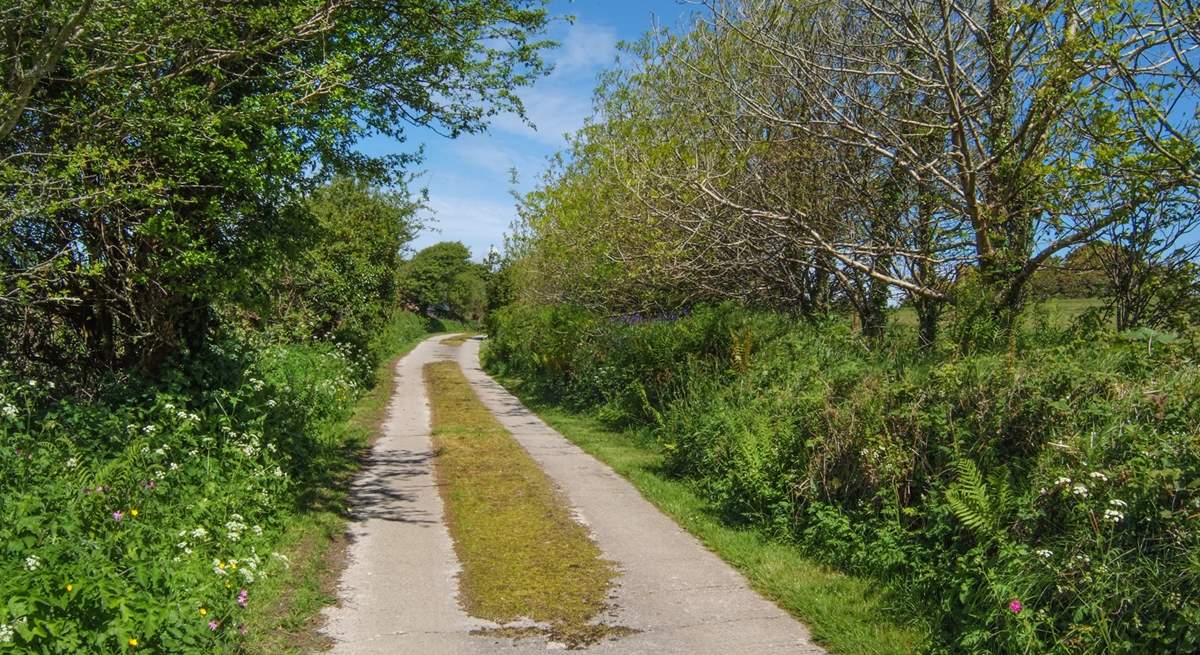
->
[399,241,488,320]
[485,303,1200,654]
[448,270,489,322]
[0,309,445,653]
[0,0,551,376]
[261,178,422,349]
[945,460,1014,541]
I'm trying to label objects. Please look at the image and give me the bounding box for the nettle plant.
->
[0,337,364,653]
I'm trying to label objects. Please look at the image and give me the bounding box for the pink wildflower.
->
[112,511,123,521]
[237,589,248,608]
[1008,599,1023,614]
[208,620,219,631]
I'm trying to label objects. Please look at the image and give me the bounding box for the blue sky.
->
[356,0,697,259]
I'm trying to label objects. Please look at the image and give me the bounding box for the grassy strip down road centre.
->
[424,361,626,647]
[496,384,927,655]
[440,333,475,346]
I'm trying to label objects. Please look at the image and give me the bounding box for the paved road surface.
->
[321,335,826,654]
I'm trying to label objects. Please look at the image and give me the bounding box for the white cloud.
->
[407,21,623,256]
[488,20,617,146]
[448,137,545,178]
[492,86,594,146]
[552,21,618,77]
[414,193,518,258]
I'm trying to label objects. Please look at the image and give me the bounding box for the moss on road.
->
[424,362,622,648]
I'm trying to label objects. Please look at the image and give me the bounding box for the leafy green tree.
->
[449,270,489,322]
[399,241,474,315]
[264,177,423,342]
[0,0,551,376]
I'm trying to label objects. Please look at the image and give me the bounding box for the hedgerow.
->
[0,311,438,653]
[483,303,1200,654]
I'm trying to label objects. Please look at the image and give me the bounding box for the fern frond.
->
[946,459,995,536]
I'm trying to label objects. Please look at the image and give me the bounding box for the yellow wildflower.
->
[199,608,207,616]
[66,584,73,592]
[128,637,138,648]
[130,509,139,518]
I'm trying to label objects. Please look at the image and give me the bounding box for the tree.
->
[697,0,1200,323]
[1094,191,1200,331]
[264,178,423,342]
[449,270,489,321]
[509,1,1200,349]
[399,241,475,315]
[0,0,551,376]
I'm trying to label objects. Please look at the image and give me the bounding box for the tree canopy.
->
[1,0,551,375]
[510,0,1200,345]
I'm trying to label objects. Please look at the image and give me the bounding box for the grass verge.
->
[440,333,475,346]
[424,362,622,648]
[241,329,437,654]
[496,382,928,655]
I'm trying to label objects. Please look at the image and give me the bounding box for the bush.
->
[484,303,1200,654]
[0,310,438,653]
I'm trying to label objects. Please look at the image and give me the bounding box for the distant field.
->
[890,297,1107,329]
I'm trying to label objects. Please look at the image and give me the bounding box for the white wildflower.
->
[142,425,157,434]
[1054,476,1071,486]
[170,462,179,471]
[1072,483,1089,498]
[1035,549,1054,558]
[1109,499,1127,508]
[65,457,78,469]
[190,527,208,539]
[226,518,247,542]
[0,623,12,643]
[1088,471,1108,482]
[1,404,17,418]
[23,555,40,571]
[1103,508,1125,523]
[251,525,263,537]
[239,568,255,583]
[266,399,277,408]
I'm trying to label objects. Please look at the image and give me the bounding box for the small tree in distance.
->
[400,241,489,321]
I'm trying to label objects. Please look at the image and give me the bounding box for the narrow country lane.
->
[321,334,827,654]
